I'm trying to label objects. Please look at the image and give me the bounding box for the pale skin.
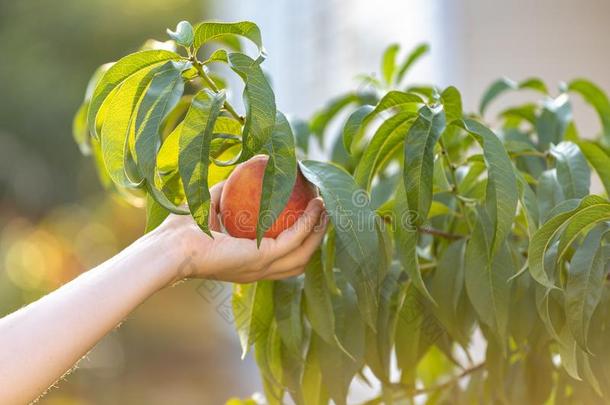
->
[0,182,327,404]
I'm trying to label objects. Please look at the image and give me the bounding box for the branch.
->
[380,215,465,241]
[362,362,485,404]
[407,362,485,397]
[418,226,464,241]
[191,58,245,124]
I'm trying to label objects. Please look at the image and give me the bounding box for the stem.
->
[380,215,464,241]
[408,362,485,397]
[191,58,245,124]
[439,138,472,232]
[362,362,485,404]
[418,226,464,241]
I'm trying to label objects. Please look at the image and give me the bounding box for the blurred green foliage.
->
[0,0,204,215]
[0,2,265,403]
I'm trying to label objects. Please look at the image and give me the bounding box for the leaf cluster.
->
[74,21,610,404]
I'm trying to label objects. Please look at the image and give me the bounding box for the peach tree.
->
[74,20,610,404]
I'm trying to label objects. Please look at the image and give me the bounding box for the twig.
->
[439,138,473,232]
[191,58,245,124]
[418,226,464,241]
[407,362,485,397]
[362,362,485,405]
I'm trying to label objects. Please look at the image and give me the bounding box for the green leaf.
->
[550,141,590,199]
[178,89,226,236]
[310,92,372,140]
[458,118,519,254]
[393,182,435,303]
[578,141,610,197]
[257,112,297,244]
[396,43,429,84]
[193,21,263,54]
[374,264,407,381]
[133,60,189,214]
[145,194,170,233]
[516,172,540,236]
[479,77,548,115]
[429,240,469,344]
[535,95,572,150]
[88,50,181,137]
[464,209,514,348]
[381,43,400,85]
[440,86,463,123]
[537,169,566,222]
[233,281,274,358]
[556,200,610,263]
[274,277,304,360]
[73,63,112,154]
[254,319,284,404]
[204,48,229,65]
[300,160,380,328]
[395,283,441,385]
[369,90,423,118]
[167,20,194,47]
[568,79,610,142]
[73,102,90,154]
[304,250,336,344]
[302,336,330,405]
[289,117,311,154]
[404,105,446,222]
[354,112,414,190]
[101,66,157,188]
[565,226,607,352]
[317,278,365,405]
[343,105,374,154]
[227,52,276,160]
[528,195,607,289]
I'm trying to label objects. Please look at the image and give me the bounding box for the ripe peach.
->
[219,155,317,239]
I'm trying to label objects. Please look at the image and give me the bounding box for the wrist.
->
[146,218,195,286]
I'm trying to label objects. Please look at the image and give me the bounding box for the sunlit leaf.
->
[256,112,297,244]
[381,43,400,85]
[134,60,189,214]
[578,141,610,197]
[88,50,181,137]
[101,66,157,188]
[193,21,263,53]
[178,89,226,235]
[479,77,548,115]
[395,43,429,84]
[227,52,276,160]
[354,112,414,190]
[233,281,274,358]
[568,79,610,142]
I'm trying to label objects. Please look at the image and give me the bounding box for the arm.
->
[0,183,326,404]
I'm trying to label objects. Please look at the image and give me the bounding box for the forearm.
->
[0,226,182,404]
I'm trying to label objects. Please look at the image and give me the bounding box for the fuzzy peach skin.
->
[220,155,317,239]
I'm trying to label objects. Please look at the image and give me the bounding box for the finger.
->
[268,198,325,259]
[209,181,226,231]
[265,266,306,280]
[210,181,225,208]
[266,214,328,273]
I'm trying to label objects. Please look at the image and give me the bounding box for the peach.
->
[219,155,317,239]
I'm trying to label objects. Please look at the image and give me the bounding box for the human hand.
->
[156,181,328,284]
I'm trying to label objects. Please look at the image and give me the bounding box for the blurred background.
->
[1,0,610,403]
